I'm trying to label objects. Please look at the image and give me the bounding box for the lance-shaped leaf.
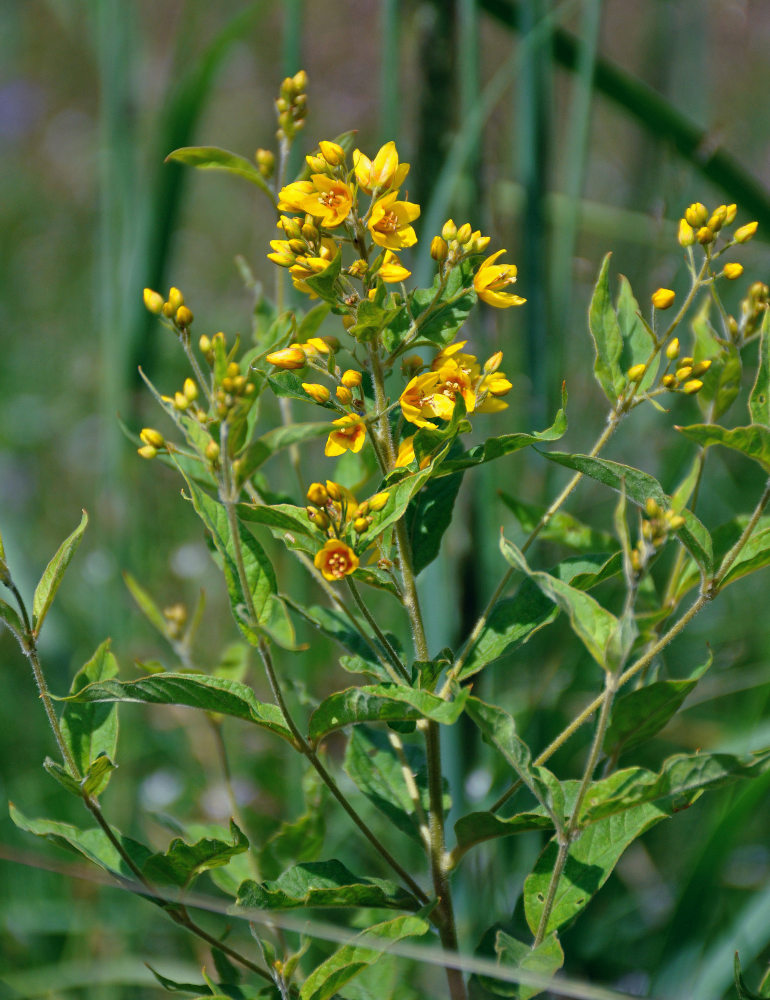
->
[500,493,617,553]
[677,422,770,474]
[0,597,24,640]
[166,145,274,199]
[718,521,770,589]
[236,422,331,482]
[299,914,430,1000]
[235,859,419,911]
[580,747,770,824]
[406,469,464,575]
[60,639,119,783]
[466,697,563,827]
[588,253,624,403]
[500,537,621,672]
[474,930,564,1000]
[60,673,293,743]
[179,468,294,647]
[750,308,770,426]
[540,451,714,574]
[453,810,554,864]
[308,684,469,745]
[10,803,152,878]
[142,820,248,888]
[523,797,668,937]
[32,510,88,635]
[459,552,622,680]
[283,600,394,683]
[266,370,336,409]
[617,274,657,393]
[603,653,712,758]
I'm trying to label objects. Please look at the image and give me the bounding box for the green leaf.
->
[734,953,770,1000]
[0,597,24,639]
[475,930,564,1000]
[383,262,476,355]
[81,755,118,798]
[343,726,436,845]
[32,510,88,634]
[61,673,293,743]
[540,450,714,574]
[406,470,464,575]
[588,253,624,403]
[499,493,617,553]
[603,653,712,757]
[299,915,429,1000]
[692,298,742,421]
[61,639,120,782]
[718,522,770,589]
[580,747,770,824]
[453,810,554,862]
[236,859,418,911]
[179,468,294,647]
[750,308,770,426]
[676,422,770,474]
[283,601,393,683]
[617,275,657,390]
[142,820,248,889]
[308,684,469,745]
[466,698,563,825]
[123,572,168,635]
[165,145,274,199]
[259,808,325,881]
[500,537,621,671]
[460,552,622,680]
[9,803,152,878]
[303,250,343,304]
[43,757,83,797]
[236,422,331,482]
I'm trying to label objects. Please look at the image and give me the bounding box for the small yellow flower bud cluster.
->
[732,281,770,344]
[163,602,188,640]
[138,427,165,460]
[434,218,490,272]
[211,358,257,420]
[305,480,391,572]
[630,498,685,575]
[678,201,756,254]
[143,286,194,334]
[659,340,711,395]
[275,70,307,141]
[255,148,275,179]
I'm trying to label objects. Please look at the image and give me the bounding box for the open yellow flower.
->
[399,371,442,428]
[279,176,354,229]
[433,359,477,416]
[368,192,420,250]
[314,538,359,581]
[474,250,526,308]
[325,414,367,456]
[277,181,315,213]
[353,141,409,193]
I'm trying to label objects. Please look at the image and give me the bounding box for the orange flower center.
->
[327,552,350,577]
[375,211,399,234]
[321,191,344,210]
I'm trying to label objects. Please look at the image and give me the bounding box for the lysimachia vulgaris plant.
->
[6,71,770,1000]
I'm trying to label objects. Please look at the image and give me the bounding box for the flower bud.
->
[167,287,184,311]
[627,363,647,382]
[665,337,680,360]
[199,334,211,354]
[441,219,457,242]
[266,346,307,369]
[677,219,695,247]
[341,369,362,388]
[173,391,189,410]
[137,444,157,459]
[175,305,194,327]
[353,516,370,534]
[255,148,275,178]
[645,497,660,517]
[143,288,164,314]
[336,385,353,405]
[368,491,390,512]
[205,441,220,463]
[724,204,738,224]
[683,379,703,394]
[319,140,345,166]
[183,377,198,401]
[707,205,727,231]
[307,482,328,506]
[696,226,714,245]
[667,514,685,531]
[484,351,503,374]
[325,480,343,502]
[456,222,472,244]
[723,262,744,280]
[662,374,676,388]
[307,506,330,530]
[305,153,326,173]
[675,366,693,381]
[292,69,308,93]
[685,202,708,227]
[302,382,331,404]
[301,221,319,242]
[651,288,676,310]
[140,427,165,449]
[691,359,712,377]
[734,221,758,243]
[430,236,449,261]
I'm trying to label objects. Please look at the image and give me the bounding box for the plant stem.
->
[345,577,410,682]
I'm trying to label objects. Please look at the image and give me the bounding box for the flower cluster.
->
[630,498,685,575]
[305,480,389,580]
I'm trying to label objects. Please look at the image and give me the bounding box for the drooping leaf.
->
[235,859,418,911]
[588,253,624,403]
[165,145,274,199]
[499,493,617,553]
[617,274,657,393]
[32,510,88,635]
[299,914,430,1000]
[266,370,337,409]
[466,698,563,825]
[60,673,293,743]
[308,684,469,745]
[453,810,554,862]
[9,803,152,878]
[750,307,770,426]
[603,653,712,757]
[540,451,714,573]
[718,522,770,589]
[473,930,564,1000]
[406,470,464,576]
[459,552,622,680]
[500,537,621,671]
[60,639,120,782]
[142,820,248,888]
[676,422,770,474]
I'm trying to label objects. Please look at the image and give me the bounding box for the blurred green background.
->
[3,1,770,997]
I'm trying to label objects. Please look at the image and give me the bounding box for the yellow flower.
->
[475,370,512,413]
[473,251,526,308]
[279,176,354,229]
[395,435,430,469]
[734,221,758,243]
[266,346,307,369]
[723,262,744,279]
[325,414,367,456]
[319,140,345,166]
[399,371,442,427]
[376,250,411,283]
[302,383,330,404]
[432,359,477,416]
[368,191,420,250]
[651,288,676,310]
[314,538,359,581]
[353,141,409,193]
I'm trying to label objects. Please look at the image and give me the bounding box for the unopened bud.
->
[307,482,328,506]
[723,262,744,280]
[724,204,738,224]
[662,374,676,388]
[205,441,220,463]
[306,153,325,173]
[652,288,676,310]
[292,69,308,93]
[319,140,345,166]
[666,338,680,360]
[691,359,712,377]
[675,366,693,381]
[484,351,503,374]
[140,428,165,449]
[456,222,472,244]
[685,202,708,228]
[341,369,362,388]
[430,236,449,262]
[353,516,370,534]
[368,491,390,512]
[199,334,211,354]
[627,363,646,382]
[266,346,307,369]
[307,506,330,530]
[143,288,164,314]
[336,385,353,405]
[302,382,330,404]
[441,219,457,242]
[173,391,189,410]
[255,148,275,178]
[325,480,343,502]
[734,221,758,243]
[696,226,714,245]
[645,497,660,517]
[137,444,157,459]
[183,378,198,401]
[707,206,727,231]
[677,219,695,247]
[167,287,184,311]
[175,305,193,327]
[683,379,703,394]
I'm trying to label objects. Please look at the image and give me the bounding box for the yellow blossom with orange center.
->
[314,538,359,581]
[353,141,409,193]
[473,250,526,308]
[399,371,443,428]
[279,176,354,229]
[368,191,420,250]
[433,360,477,416]
[325,414,367,456]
